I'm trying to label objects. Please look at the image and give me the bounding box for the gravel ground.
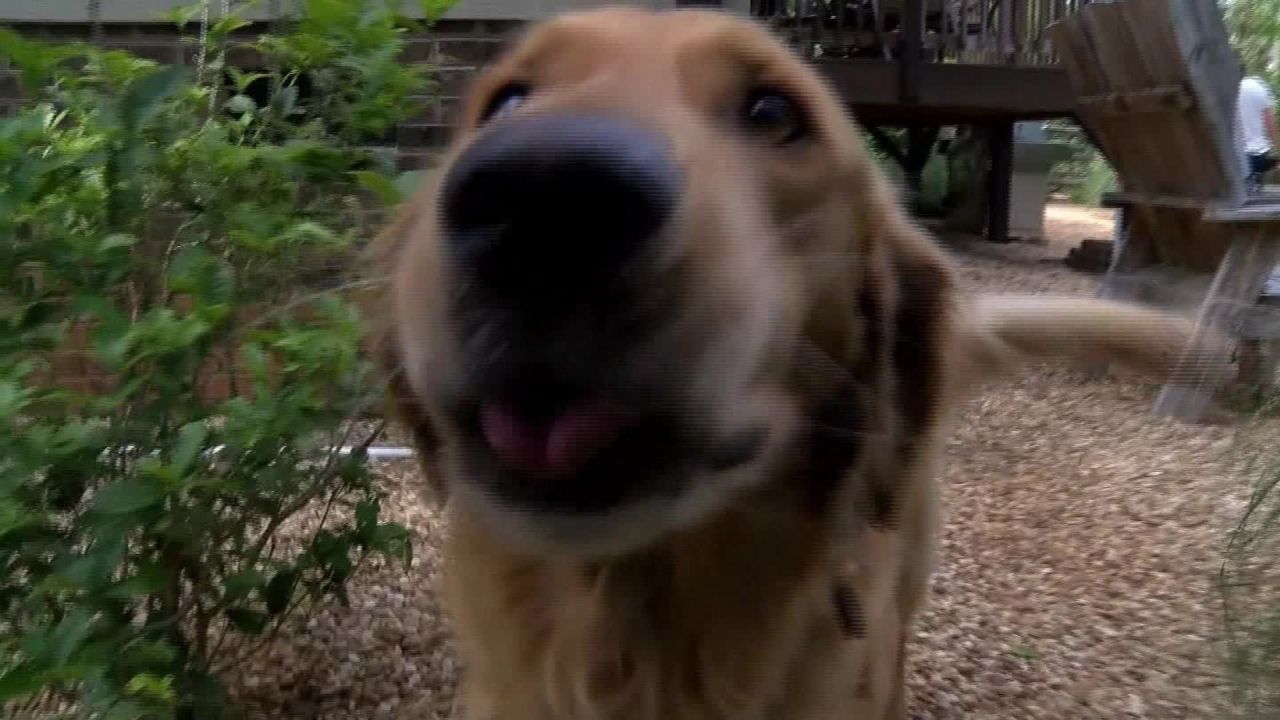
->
[223,202,1269,719]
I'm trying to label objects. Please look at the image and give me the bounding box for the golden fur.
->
[370,8,1223,719]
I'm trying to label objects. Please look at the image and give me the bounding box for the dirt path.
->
[225,202,1258,719]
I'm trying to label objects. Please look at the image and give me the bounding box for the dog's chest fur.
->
[442,453,939,720]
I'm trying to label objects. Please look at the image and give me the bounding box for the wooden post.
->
[1154,228,1280,419]
[986,120,1014,243]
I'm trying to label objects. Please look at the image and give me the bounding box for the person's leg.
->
[1256,152,1278,173]
[1247,153,1274,191]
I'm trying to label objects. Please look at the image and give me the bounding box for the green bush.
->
[0,0,450,717]
[1067,151,1117,207]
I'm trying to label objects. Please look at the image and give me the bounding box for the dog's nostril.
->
[440,114,680,293]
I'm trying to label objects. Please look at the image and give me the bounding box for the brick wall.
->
[0,18,524,165]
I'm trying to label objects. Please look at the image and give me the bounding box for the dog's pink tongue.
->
[480,400,629,477]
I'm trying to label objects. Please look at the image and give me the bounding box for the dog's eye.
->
[744,91,808,144]
[481,83,529,123]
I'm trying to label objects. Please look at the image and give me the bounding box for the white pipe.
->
[105,444,418,463]
[361,446,417,460]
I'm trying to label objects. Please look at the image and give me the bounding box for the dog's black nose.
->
[440,114,680,296]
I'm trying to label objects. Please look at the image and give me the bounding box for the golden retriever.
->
[371,8,1221,719]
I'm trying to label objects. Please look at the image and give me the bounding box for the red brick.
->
[401,39,435,64]
[104,42,182,65]
[396,123,451,149]
[433,39,504,66]
[0,72,21,100]
[432,67,476,97]
[436,96,461,125]
[428,20,483,35]
[397,152,437,172]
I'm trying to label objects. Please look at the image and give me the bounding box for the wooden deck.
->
[756,0,1087,124]
[816,59,1074,124]
[731,0,1094,242]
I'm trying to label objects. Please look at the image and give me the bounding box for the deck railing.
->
[752,0,1092,65]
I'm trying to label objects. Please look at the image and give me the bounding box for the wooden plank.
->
[1155,229,1280,418]
[1205,204,1280,224]
[1063,7,1154,193]
[816,60,1075,120]
[1118,0,1223,197]
[1047,17,1108,95]
[1081,3,1186,196]
[1076,86,1194,116]
[1102,192,1280,223]
[1166,0,1247,204]
[1102,191,1214,210]
[1048,16,1136,179]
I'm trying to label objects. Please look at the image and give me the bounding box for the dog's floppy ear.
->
[364,185,447,502]
[795,178,963,530]
[956,294,1232,394]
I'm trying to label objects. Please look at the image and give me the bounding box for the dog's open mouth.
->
[449,367,692,514]
[478,395,638,479]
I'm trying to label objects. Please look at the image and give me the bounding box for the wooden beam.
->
[1077,86,1195,117]
[1102,191,1280,224]
[1204,204,1280,224]
[817,60,1075,121]
[1101,191,1213,210]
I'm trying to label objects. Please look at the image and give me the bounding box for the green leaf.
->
[419,0,455,23]
[372,522,413,564]
[118,638,177,668]
[171,421,208,477]
[355,498,378,534]
[280,220,341,247]
[119,65,189,131]
[352,170,403,205]
[50,607,95,664]
[90,479,165,516]
[225,93,257,116]
[223,568,265,601]
[161,3,205,28]
[263,569,298,615]
[224,607,268,635]
[98,232,139,253]
[0,662,46,703]
[124,672,175,703]
[212,16,253,36]
[106,563,169,599]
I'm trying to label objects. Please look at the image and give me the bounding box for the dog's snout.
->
[441,114,680,294]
